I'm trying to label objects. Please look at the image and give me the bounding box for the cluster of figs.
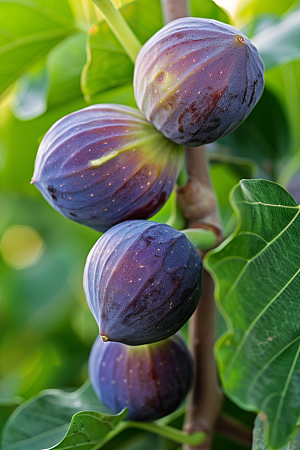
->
[32,17,264,421]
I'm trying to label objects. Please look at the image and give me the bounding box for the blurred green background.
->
[0,0,300,448]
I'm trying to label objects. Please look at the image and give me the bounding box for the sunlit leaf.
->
[0,0,75,96]
[253,9,300,70]
[235,0,298,27]
[241,13,280,40]
[206,179,300,449]
[1,382,113,450]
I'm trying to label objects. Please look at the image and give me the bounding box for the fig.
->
[89,333,194,421]
[32,104,183,232]
[134,17,264,146]
[84,220,203,345]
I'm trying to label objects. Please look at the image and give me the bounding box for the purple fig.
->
[32,104,183,232]
[134,17,264,147]
[84,220,203,345]
[89,333,193,421]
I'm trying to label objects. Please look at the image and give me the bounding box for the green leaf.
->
[10,63,48,121]
[265,60,300,154]
[1,381,114,450]
[209,155,258,236]
[0,0,75,96]
[47,31,87,106]
[206,179,300,449]
[189,0,232,24]
[51,409,128,450]
[123,0,163,44]
[252,415,300,450]
[81,20,133,101]
[0,398,23,437]
[253,8,300,71]
[82,0,163,101]
[10,30,87,120]
[218,88,291,179]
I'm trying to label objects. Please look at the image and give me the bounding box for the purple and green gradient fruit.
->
[84,220,203,345]
[134,17,264,147]
[89,333,193,421]
[32,104,183,232]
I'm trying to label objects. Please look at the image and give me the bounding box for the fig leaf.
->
[206,179,300,449]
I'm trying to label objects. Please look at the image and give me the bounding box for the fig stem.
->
[182,229,217,251]
[91,0,142,62]
[123,420,207,446]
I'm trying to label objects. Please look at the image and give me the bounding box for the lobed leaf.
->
[206,179,300,449]
[0,0,75,96]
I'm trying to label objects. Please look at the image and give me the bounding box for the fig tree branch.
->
[160,2,224,449]
[161,0,190,22]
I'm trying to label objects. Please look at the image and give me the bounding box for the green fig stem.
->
[96,419,206,449]
[182,228,217,251]
[123,421,206,446]
[91,0,142,62]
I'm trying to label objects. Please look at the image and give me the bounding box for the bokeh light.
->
[0,225,44,270]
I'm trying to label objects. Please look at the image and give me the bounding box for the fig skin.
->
[134,17,265,147]
[84,220,203,345]
[89,333,194,421]
[32,104,183,232]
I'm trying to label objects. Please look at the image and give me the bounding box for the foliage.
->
[0,0,300,449]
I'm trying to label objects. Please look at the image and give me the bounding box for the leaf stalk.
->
[91,0,142,62]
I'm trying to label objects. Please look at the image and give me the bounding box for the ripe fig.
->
[32,104,183,232]
[89,333,194,421]
[134,17,264,146]
[84,220,203,345]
